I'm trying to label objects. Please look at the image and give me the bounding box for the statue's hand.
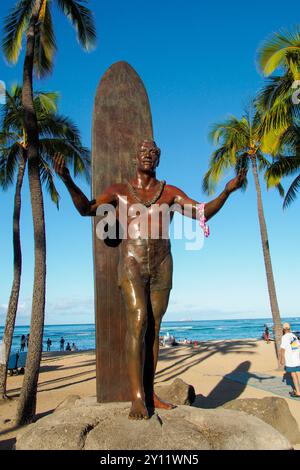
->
[53,153,70,180]
[225,168,247,194]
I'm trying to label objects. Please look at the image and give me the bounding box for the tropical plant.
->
[256,28,300,144]
[1,0,95,424]
[0,84,90,400]
[266,125,300,208]
[203,108,284,363]
[257,28,300,80]
[256,27,300,207]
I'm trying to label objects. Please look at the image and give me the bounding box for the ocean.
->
[1,317,300,353]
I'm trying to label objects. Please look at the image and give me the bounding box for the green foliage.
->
[266,126,300,207]
[2,0,35,64]
[56,0,96,51]
[283,175,300,207]
[254,26,300,207]
[0,85,90,204]
[2,0,96,77]
[203,106,283,198]
[257,28,300,78]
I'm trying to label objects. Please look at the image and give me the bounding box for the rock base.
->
[15,397,292,450]
[223,397,300,445]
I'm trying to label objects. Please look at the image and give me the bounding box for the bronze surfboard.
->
[92,61,153,402]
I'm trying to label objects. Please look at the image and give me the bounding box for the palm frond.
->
[266,155,300,181]
[34,91,59,114]
[38,114,82,151]
[55,0,96,50]
[256,74,295,113]
[0,142,22,188]
[39,157,60,207]
[275,182,285,198]
[257,28,300,77]
[0,157,6,189]
[2,87,24,131]
[235,154,249,191]
[71,146,90,181]
[280,125,300,151]
[209,116,250,154]
[202,146,232,195]
[2,0,34,63]
[283,174,300,208]
[39,138,90,181]
[256,152,271,171]
[260,124,287,156]
[34,0,57,77]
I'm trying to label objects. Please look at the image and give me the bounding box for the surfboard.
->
[92,61,154,402]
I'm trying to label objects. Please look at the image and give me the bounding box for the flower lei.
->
[197,203,210,238]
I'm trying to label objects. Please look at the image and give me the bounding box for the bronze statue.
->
[54,140,245,420]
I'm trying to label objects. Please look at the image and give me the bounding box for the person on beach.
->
[60,337,65,351]
[46,338,52,352]
[263,325,270,343]
[280,322,300,397]
[66,343,71,352]
[20,335,26,352]
[71,343,78,351]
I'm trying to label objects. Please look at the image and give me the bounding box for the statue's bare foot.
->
[153,394,176,410]
[128,399,149,420]
[0,394,11,401]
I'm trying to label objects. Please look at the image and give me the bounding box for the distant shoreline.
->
[3,316,299,328]
[39,338,265,357]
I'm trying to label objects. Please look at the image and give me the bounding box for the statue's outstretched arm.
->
[53,153,116,216]
[171,168,247,222]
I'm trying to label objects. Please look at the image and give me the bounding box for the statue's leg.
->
[121,277,149,420]
[144,288,176,410]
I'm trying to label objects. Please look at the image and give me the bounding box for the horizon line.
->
[3,315,300,328]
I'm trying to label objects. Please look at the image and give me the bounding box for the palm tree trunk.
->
[0,151,27,400]
[250,155,282,364]
[16,0,47,425]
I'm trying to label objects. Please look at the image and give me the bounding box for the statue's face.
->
[136,141,160,172]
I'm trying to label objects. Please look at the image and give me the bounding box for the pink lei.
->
[197,203,210,238]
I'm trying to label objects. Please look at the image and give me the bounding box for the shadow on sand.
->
[193,360,272,408]
[155,340,258,384]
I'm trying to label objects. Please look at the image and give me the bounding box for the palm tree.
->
[256,27,300,207]
[0,85,90,400]
[257,28,300,80]
[203,108,284,363]
[255,28,300,143]
[2,0,95,424]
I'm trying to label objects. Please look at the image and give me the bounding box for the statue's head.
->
[136,140,161,173]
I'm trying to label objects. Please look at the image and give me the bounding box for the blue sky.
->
[0,0,299,325]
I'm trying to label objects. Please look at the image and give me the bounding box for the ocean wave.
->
[160,326,193,331]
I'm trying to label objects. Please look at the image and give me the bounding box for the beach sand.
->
[1,338,299,450]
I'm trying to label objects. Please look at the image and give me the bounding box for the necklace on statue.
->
[127,180,166,207]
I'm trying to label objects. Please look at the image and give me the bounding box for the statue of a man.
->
[54,140,245,420]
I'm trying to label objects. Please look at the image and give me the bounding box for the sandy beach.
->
[1,338,300,450]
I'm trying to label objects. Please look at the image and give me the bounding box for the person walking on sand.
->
[263,324,270,343]
[60,337,65,351]
[46,338,52,352]
[280,322,300,397]
[20,335,26,352]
